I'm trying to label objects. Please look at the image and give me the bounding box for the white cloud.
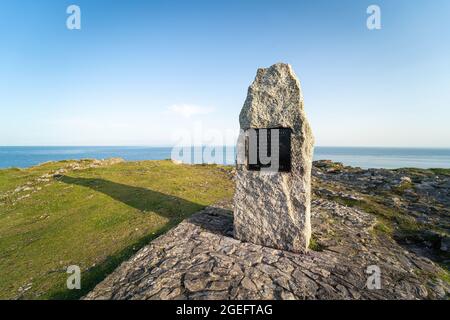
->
[167,104,214,118]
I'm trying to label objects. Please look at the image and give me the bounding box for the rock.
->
[234,63,314,253]
[4,158,125,204]
[400,176,412,184]
[184,275,208,292]
[440,236,450,253]
[241,277,257,291]
[83,199,450,300]
[171,159,183,165]
[77,159,450,301]
[314,160,333,168]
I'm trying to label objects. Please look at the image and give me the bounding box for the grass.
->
[372,220,394,235]
[437,270,450,284]
[0,160,234,299]
[394,167,450,178]
[429,168,450,176]
[392,181,414,195]
[313,178,427,240]
[0,162,73,194]
[314,178,450,284]
[329,194,424,238]
[308,235,326,252]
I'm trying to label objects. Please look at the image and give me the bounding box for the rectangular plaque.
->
[246,128,291,172]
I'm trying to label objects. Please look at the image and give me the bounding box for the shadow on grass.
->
[47,175,206,300]
[59,176,204,219]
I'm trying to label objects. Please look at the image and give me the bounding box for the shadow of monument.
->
[59,175,205,219]
[49,175,217,299]
[187,205,234,237]
[59,175,235,236]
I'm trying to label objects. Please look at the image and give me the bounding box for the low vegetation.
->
[0,160,234,299]
[1,159,448,299]
[313,164,449,282]
[308,235,326,252]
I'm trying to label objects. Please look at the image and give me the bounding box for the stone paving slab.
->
[84,200,448,300]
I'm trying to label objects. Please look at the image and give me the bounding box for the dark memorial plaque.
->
[246,128,291,172]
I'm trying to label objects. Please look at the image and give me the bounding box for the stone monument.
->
[234,63,314,253]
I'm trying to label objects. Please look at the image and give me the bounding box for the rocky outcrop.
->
[84,197,448,300]
[0,158,124,207]
[312,160,450,267]
[84,161,450,300]
[234,63,314,253]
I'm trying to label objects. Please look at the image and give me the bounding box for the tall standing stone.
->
[234,63,314,253]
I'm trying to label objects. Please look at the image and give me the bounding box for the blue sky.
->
[1,0,449,147]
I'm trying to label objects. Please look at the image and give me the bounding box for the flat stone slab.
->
[84,199,448,300]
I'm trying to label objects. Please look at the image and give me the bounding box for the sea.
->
[0,146,449,170]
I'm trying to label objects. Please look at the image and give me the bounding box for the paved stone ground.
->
[85,199,449,300]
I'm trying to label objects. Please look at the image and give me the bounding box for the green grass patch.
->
[372,220,394,235]
[328,193,425,238]
[429,168,450,176]
[392,181,414,195]
[437,269,450,285]
[0,160,234,299]
[415,267,450,287]
[309,235,326,252]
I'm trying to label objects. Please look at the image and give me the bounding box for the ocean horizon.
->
[0,146,449,170]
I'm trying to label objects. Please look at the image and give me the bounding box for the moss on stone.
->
[309,235,326,252]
